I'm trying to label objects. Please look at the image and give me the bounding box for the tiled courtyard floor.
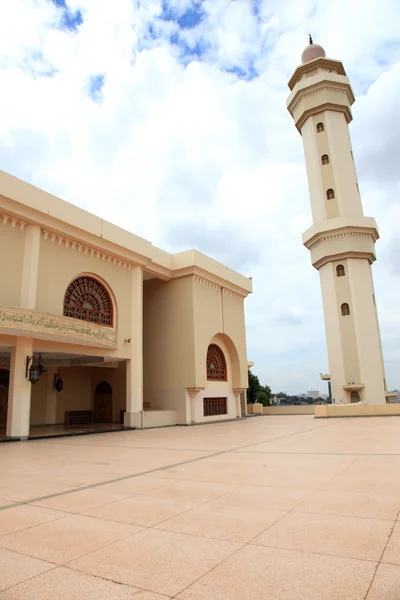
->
[1,415,400,599]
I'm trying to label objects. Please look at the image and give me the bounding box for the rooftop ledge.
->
[0,170,252,296]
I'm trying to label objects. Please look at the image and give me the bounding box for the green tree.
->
[261,384,271,402]
[256,391,271,407]
[247,369,261,404]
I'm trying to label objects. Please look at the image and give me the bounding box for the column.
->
[124,265,143,429]
[45,367,57,425]
[186,388,204,424]
[233,388,245,418]
[7,337,33,439]
[20,224,41,309]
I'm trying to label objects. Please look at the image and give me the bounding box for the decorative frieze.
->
[290,85,348,114]
[193,275,220,292]
[1,212,26,231]
[41,229,133,270]
[222,288,244,301]
[0,304,117,348]
[308,231,374,251]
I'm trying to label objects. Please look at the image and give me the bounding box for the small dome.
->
[301,43,326,64]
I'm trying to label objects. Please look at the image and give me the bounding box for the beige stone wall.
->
[30,370,48,425]
[143,277,195,423]
[347,259,386,403]
[0,221,24,306]
[194,336,237,423]
[192,281,248,389]
[315,404,400,418]
[262,405,315,415]
[36,236,133,357]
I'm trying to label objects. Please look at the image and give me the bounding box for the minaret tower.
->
[287,37,387,404]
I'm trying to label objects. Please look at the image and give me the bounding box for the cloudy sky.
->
[0,0,399,394]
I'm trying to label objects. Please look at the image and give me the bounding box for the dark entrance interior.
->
[0,369,9,428]
[94,381,113,423]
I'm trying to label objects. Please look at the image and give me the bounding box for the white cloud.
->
[0,0,399,394]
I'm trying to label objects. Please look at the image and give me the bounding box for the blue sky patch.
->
[88,74,105,100]
[177,5,204,29]
[52,0,83,32]
[225,62,258,81]
[160,1,204,29]
[169,33,206,61]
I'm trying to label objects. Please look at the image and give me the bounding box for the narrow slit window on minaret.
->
[341,303,350,316]
[321,154,329,165]
[336,265,345,277]
[327,189,335,200]
[316,122,324,133]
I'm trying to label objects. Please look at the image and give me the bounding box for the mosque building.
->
[0,171,251,439]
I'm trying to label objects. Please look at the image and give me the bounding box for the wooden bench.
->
[65,410,93,427]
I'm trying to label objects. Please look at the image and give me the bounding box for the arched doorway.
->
[94,381,113,423]
[350,391,361,403]
[0,369,10,428]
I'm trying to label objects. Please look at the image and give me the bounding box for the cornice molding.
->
[192,275,246,300]
[1,212,27,231]
[307,231,375,251]
[290,84,348,114]
[41,228,134,271]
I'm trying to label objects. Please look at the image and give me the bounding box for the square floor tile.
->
[294,489,400,521]
[383,521,400,565]
[0,514,142,564]
[0,505,69,537]
[83,494,197,527]
[97,475,176,496]
[0,548,54,592]
[141,481,238,504]
[32,487,131,513]
[0,566,170,599]
[176,544,376,600]
[68,528,241,597]
[212,485,313,511]
[252,512,392,561]
[0,481,81,503]
[366,563,400,600]
[158,502,286,542]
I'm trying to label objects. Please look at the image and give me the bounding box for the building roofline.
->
[0,170,252,296]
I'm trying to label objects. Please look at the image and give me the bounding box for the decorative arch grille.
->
[63,276,113,326]
[207,344,227,381]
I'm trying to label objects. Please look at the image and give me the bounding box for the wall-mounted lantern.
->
[53,373,63,392]
[26,355,45,384]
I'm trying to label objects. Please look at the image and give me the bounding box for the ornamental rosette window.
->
[207,344,227,381]
[63,276,113,326]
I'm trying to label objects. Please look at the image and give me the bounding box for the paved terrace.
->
[0,415,400,599]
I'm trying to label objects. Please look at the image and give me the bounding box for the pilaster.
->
[124,265,143,428]
[7,337,33,439]
[20,224,41,309]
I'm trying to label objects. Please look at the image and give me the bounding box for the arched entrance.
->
[94,381,113,423]
[350,391,361,403]
[0,369,10,428]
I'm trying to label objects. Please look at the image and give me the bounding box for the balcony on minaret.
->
[287,57,355,132]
